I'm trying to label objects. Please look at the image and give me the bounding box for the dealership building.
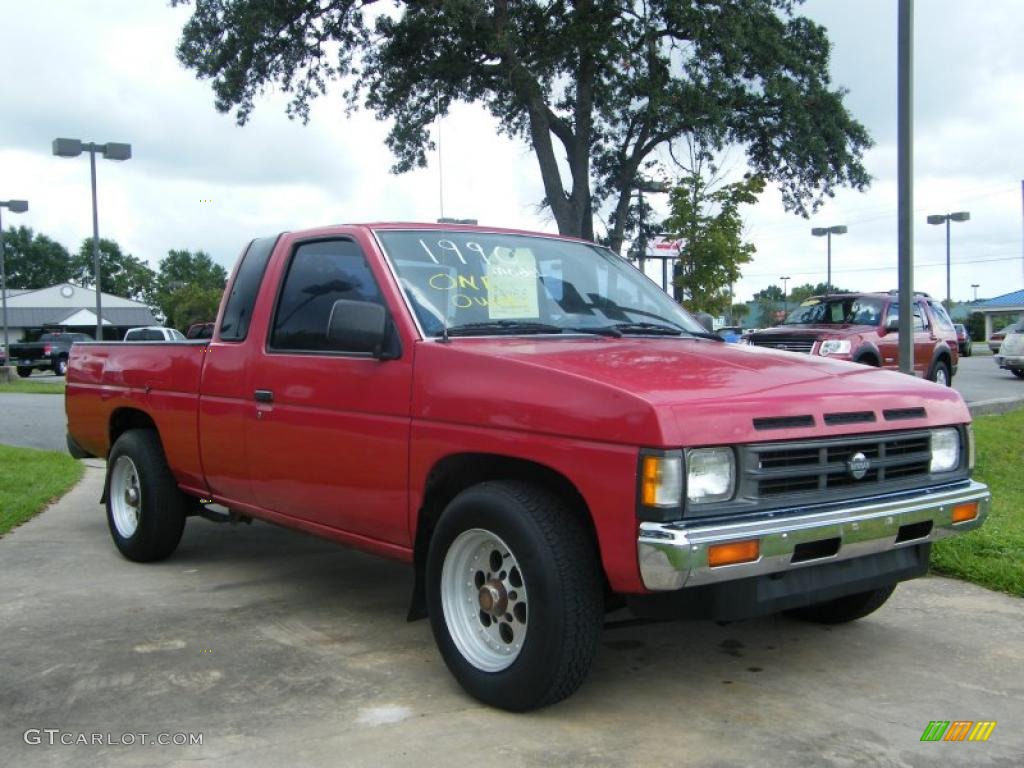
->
[2,283,158,342]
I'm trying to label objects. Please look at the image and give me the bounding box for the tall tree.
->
[1,226,73,288]
[71,239,156,302]
[789,281,851,304]
[753,284,785,327]
[152,249,228,327]
[174,0,872,249]
[662,169,764,315]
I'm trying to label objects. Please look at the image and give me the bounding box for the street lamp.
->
[971,283,980,302]
[926,211,970,307]
[52,138,132,340]
[810,225,847,294]
[0,199,29,364]
[780,275,791,315]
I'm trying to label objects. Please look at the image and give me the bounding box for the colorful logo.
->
[920,721,997,742]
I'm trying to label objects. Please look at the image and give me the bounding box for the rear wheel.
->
[106,429,186,562]
[928,359,951,386]
[53,358,68,376]
[785,584,897,624]
[426,481,603,711]
[16,367,32,378]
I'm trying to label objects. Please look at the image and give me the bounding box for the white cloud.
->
[1,0,1021,305]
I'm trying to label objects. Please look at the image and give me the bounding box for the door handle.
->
[254,389,274,403]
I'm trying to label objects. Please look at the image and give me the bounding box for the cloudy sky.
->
[1,0,1022,305]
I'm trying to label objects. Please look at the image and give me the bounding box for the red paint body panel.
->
[66,223,975,593]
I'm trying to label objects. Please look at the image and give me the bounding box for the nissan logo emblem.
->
[848,452,871,480]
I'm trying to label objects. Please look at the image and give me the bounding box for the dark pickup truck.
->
[11,332,92,377]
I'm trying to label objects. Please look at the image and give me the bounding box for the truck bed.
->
[66,341,209,490]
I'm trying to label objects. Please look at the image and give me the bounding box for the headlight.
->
[687,447,735,504]
[930,428,960,473]
[818,339,852,356]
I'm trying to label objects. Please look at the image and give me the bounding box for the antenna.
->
[437,96,445,220]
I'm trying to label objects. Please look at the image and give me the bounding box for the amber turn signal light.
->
[707,539,760,567]
[951,502,979,524]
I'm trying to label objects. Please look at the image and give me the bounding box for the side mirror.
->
[884,317,899,334]
[326,299,396,359]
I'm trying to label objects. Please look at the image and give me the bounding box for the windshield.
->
[783,296,884,326]
[375,230,707,337]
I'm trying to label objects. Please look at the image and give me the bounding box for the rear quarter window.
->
[220,236,278,342]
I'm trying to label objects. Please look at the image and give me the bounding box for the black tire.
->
[784,584,897,624]
[928,359,952,386]
[426,481,603,711]
[1012,369,1024,380]
[17,367,32,378]
[106,429,186,562]
[963,344,972,357]
[53,357,68,376]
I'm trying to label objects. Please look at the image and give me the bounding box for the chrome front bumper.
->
[995,354,1024,369]
[638,481,991,591]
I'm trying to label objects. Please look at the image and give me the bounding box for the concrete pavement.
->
[1,464,1021,767]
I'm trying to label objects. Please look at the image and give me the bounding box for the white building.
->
[2,283,158,341]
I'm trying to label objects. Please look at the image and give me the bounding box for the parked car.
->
[185,322,215,339]
[124,326,186,342]
[988,320,1023,353]
[743,292,959,385]
[994,323,1024,379]
[953,323,972,356]
[65,223,990,711]
[10,332,92,377]
[714,325,744,343]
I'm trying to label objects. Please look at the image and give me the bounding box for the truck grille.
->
[749,334,815,354]
[744,431,932,499]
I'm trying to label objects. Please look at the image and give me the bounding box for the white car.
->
[994,324,1024,379]
[123,326,186,342]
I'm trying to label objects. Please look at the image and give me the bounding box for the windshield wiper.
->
[445,320,565,337]
[605,322,684,336]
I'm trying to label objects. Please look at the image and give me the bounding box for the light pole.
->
[52,138,132,340]
[780,275,790,315]
[926,211,970,307]
[0,199,29,364]
[810,225,847,294]
[971,283,980,302]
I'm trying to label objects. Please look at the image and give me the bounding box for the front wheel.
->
[784,584,897,624]
[929,359,951,387]
[426,481,603,711]
[1012,369,1024,380]
[106,429,186,562]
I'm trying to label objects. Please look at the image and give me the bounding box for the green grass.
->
[931,409,1024,596]
[0,445,84,536]
[0,378,66,394]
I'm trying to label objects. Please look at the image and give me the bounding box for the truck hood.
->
[411,337,969,447]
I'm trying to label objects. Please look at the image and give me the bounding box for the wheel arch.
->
[929,344,954,380]
[852,343,881,366]
[407,452,603,621]
[101,409,163,503]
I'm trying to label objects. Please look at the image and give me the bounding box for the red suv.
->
[744,292,959,385]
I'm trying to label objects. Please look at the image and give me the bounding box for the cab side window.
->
[886,303,925,331]
[270,239,385,353]
[928,300,955,332]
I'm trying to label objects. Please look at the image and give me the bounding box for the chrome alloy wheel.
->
[934,367,949,386]
[110,455,142,538]
[440,528,529,672]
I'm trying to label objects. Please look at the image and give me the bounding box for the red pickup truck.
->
[66,223,990,711]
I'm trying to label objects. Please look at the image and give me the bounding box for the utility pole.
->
[897,0,914,375]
